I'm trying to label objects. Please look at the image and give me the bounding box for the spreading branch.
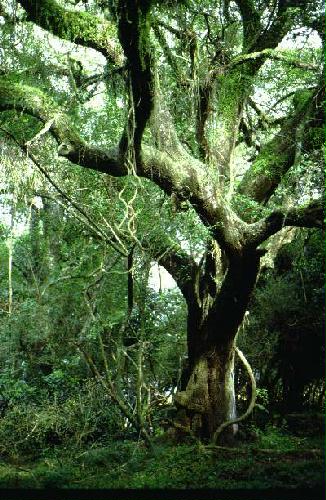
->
[229,48,319,72]
[0,68,323,266]
[0,76,251,255]
[0,126,127,256]
[249,199,325,247]
[0,77,123,175]
[250,1,304,54]
[238,81,324,204]
[16,0,123,66]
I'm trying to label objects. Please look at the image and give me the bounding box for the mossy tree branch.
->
[228,48,319,72]
[198,2,311,180]
[0,74,323,268]
[0,77,124,175]
[248,200,325,247]
[1,127,128,257]
[0,77,248,258]
[17,0,123,66]
[0,80,199,298]
[237,81,325,204]
[235,0,313,76]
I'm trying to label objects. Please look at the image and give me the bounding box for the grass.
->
[0,427,324,490]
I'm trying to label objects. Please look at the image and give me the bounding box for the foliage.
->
[237,229,325,413]
[0,379,123,459]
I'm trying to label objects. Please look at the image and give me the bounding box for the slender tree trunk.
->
[8,200,15,315]
[8,196,16,373]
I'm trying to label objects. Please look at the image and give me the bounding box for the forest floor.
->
[0,427,324,490]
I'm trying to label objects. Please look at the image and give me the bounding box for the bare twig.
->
[0,127,127,257]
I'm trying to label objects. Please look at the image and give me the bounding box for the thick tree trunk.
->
[174,250,261,443]
[175,343,237,442]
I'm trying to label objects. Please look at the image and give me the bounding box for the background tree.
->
[238,228,325,415]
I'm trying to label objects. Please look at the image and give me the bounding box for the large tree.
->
[0,0,324,442]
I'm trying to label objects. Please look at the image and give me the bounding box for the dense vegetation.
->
[0,0,324,495]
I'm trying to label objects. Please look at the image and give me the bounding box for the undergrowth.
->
[0,427,323,489]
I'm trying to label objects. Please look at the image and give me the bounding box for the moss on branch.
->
[18,0,123,65]
[0,77,54,122]
[249,200,325,248]
[0,77,123,175]
[237,86,323,204]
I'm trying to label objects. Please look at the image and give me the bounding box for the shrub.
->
[0,380,124,458]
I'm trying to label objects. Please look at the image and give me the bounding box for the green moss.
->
[34,0,118,55]
[293,89,313,113]
[0,77,53,117]
[140,15,152,70]
[216,70,253,125]
[251,145,290,179]
[0,435,323,489]
[304,127,324,150]
[232,193,269,222]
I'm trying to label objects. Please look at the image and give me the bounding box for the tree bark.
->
[175,337,238,443]
[175,250,261,443]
